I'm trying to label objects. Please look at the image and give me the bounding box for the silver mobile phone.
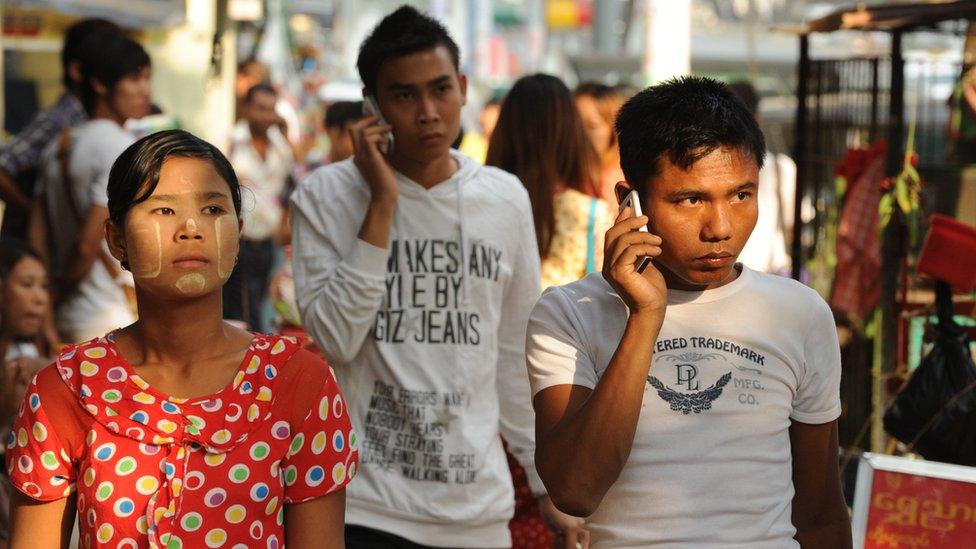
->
[618,189,653,273]
[363,95,394,155]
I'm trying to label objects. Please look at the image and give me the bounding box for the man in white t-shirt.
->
[526,76,851,548]
[224,82,294,331]
[32,33,152,343]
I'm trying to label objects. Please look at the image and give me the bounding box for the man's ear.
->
[67,61,84,87]
[105,218,127,264]
[91,77,109,99]
[458,73,468,107]
[614,180,632,204]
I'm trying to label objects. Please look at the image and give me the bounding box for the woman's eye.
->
[153,207,175,215]
[204,205,226,215]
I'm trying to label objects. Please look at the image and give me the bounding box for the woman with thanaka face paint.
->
[5,130,358,549]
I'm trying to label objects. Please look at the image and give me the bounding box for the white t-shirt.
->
[526,266,841,548]
[37,119,135,342]
[229,120,294,241]
[738,153,797,274]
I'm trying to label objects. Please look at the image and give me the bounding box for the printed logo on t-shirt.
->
[648,336,768,414]
[371,237,504,346]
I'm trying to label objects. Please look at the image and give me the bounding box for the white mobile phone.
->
[618,189,653,273]
[363,95,394,155]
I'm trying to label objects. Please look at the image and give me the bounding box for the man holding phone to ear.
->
[291,6,584,548]
[526,76,851,548]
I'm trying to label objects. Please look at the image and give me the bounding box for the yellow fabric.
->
[541,189,614,289]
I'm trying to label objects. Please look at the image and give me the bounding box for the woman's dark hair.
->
[574,82,628,151]
[486,74,600,259]
[0,239,42,282]
[106,130,242,229]
[357,5,460,94]
[79,32,151,115]
[616,76,766,196]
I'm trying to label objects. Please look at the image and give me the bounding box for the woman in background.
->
[574,82,628,205]
[488,73,614,291]
[0,239,55,547]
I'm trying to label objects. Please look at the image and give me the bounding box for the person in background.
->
[574,82,628,205]
[291,6,583,547]
[30,32,151,343]
[5,129,357,548]
[225,83,294,332]
[728,80,797,275]
[486,73,608,547]
[0,239,55,547]
[268,100,366,336]
[324,100,365,164]
[488,74,612,290]
[0,18,120,238]
[459,93,504,163]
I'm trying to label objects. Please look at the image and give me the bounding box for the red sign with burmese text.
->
[864,468,976,548]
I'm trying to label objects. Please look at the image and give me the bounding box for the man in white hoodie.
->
[290,6,583,548]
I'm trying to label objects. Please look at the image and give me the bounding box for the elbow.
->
[545,485,600,518]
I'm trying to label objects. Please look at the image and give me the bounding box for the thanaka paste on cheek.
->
[128,222,162,279]
[214,215,239,279]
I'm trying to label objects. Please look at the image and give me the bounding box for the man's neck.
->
[389,151,458,189]
[91,101,125,126]
[659,262,741,292]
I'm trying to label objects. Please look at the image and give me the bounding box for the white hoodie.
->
[290,151,543,547]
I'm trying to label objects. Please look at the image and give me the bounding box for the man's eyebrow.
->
[732,181,758,193]
[387,75,453,90]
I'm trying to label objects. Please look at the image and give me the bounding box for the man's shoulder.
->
[465,162,531,213]
[744,268,829,314]
[534,273,619,320]
[294,159,365,201]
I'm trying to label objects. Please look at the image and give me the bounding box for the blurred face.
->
[244,90,279,136]
[109,66,152,121]
[479,103,500,140]
[326,124,355,162]
[374,45,467,164]
[109,157,240,301]
[640,147,759,290]
[1,257,49,338]
[576,95,613,158]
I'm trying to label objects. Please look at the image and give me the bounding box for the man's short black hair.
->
[615,76,766,193]
[62,18,121,88]
[244,82,277,104]
[356,5,460,94]
[79,32,150,115]
[325,101,365,130]
[727,80,760,116]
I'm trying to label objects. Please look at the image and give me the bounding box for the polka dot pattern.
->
[6,333,358,547]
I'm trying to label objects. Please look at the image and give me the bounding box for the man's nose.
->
[701,205,733,241]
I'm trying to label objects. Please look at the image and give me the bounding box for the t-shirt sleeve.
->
[791,296,842,424]
[280,353,359,504]
[4,368,76,502]
[525,286,599,396]
[88,128,134,207]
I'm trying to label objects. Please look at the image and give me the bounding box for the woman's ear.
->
[104,218,127,266]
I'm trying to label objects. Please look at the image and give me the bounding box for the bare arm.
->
[8,490,75,549]
[284,490,346,548]
[533,209,666,517]
[27,193,50,268]
[790,419,851,548]
[58,205,109,295]
[0,169,30,212]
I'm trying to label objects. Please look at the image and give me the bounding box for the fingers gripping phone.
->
[619,189,653,273]
[363,95,394,155]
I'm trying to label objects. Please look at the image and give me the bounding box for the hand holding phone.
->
[603,186,667,316]
[618,190,653,273]
[363,96,394,155]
